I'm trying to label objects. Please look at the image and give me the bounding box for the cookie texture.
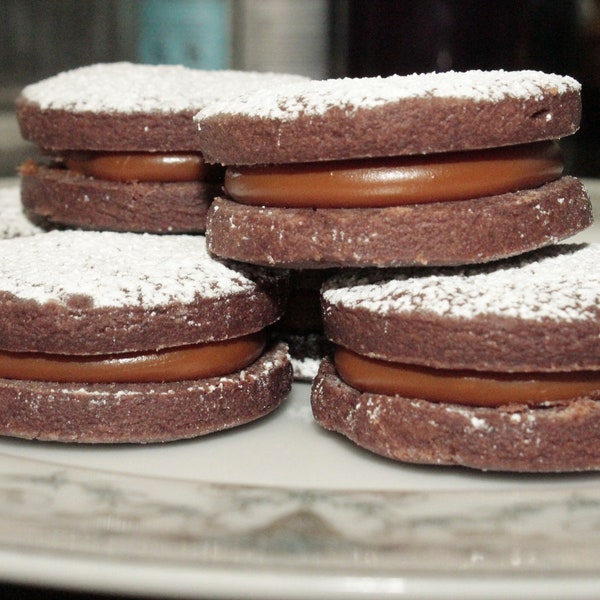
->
[0,343,292,443]
[0,230,288,354]
[311,358,600,472]
[194,70,581,165]
[17,63,308,152]
[207,177,592,268]
[20,164,221,233]
[322,243,600,372]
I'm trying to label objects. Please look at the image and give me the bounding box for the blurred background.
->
[1,0,599,177]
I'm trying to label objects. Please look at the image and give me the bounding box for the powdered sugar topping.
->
[323,244,599,322]
[195,70,580,121]
[0,230,265,308]
[21,62,307,114]
[0,182,43,239]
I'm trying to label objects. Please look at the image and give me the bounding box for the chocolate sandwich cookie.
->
[0,230,291,443]
[0,182,43,238]
[311,244,600,472]
[196,70,592,268]
[16,62,306,234]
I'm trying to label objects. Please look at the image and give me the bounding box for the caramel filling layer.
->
[0,332,265,383]
[64,152,224,183]
[335,347,600,407]
[225,141,563,208]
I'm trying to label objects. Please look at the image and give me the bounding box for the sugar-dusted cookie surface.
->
[17,62,308,152]
[0,229,288,354]
[195,70,581,164]
[0,182,43,238]
[322,243,599,371]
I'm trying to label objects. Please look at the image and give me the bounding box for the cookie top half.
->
[194,70,581,165]
[0,230,287,354]
[322,243,599,372]
[16,62,308,152]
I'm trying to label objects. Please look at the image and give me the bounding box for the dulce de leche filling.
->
[0,331,265,384]
[64,152,224,183]
[225,141,563,208]
[334,347,600,407]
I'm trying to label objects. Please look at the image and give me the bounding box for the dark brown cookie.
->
[20,163,222,234]
[198,70,590,268]
[312,243,600,471]
[16,63,307,233]
[17,63,307,152]
[321,243,599,372]
[0,230,288,355]
[0,230,292,443]
[195,70,581,165]
[0,343,291,444]
[207,177,592,268]
[311,358,600,472]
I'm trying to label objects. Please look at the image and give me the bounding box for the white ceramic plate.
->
[0,179,598,599]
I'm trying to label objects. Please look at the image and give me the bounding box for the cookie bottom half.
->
[207,177,591,268]
[0,343,292,444]
[311,358,600,473]
[21,165,221,234]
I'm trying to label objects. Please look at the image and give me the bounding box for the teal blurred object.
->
[139,0,231,69]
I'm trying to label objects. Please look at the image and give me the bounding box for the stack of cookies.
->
[193,70,599,472]
[0,62,310,443]
[2,64,598,471]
